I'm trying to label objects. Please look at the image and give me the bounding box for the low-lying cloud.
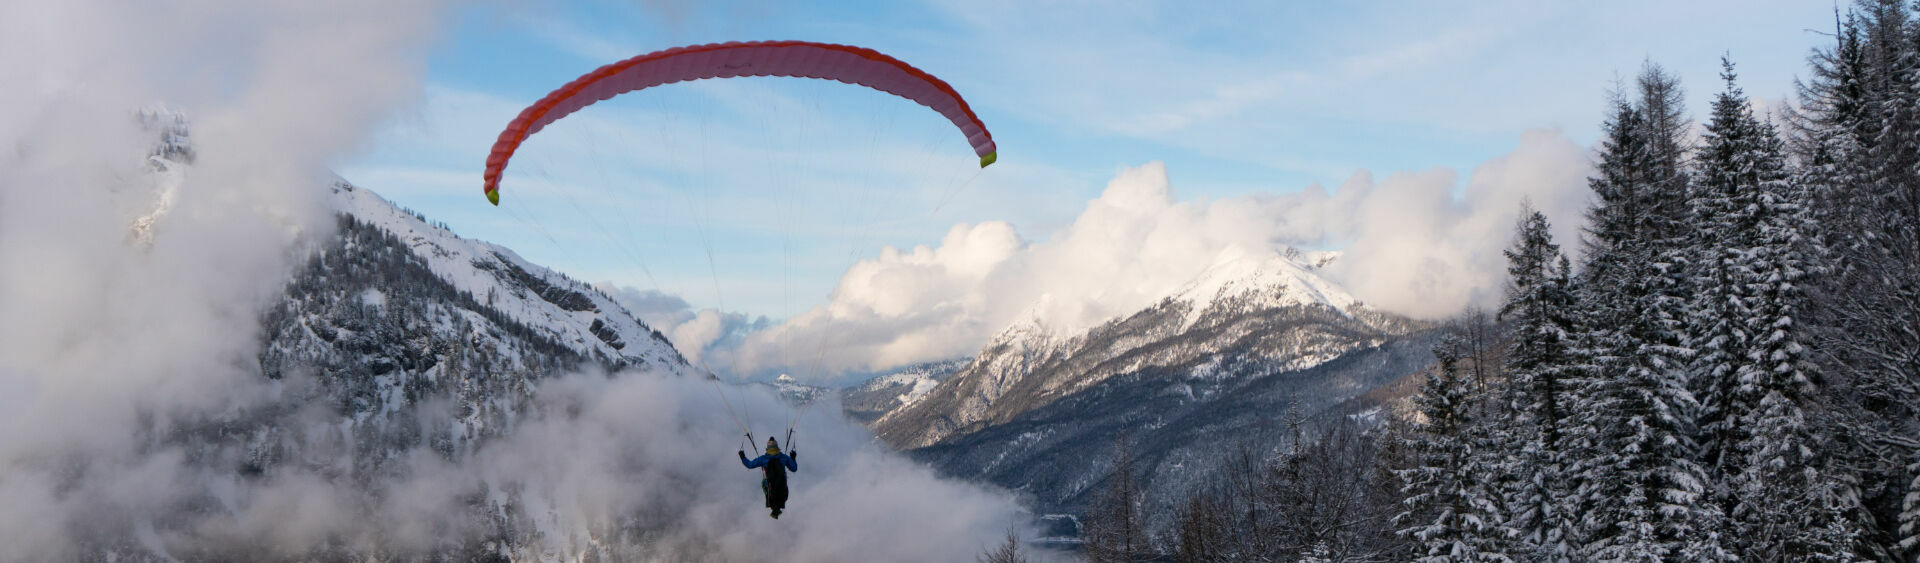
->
[1,0,441,557]
[668,130,1592,382]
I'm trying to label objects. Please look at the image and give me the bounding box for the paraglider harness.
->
[712,373,815,518]
[741,430,797,517]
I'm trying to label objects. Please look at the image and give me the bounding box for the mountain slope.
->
[873,250,1422,449]
[914,332,1437,535]
[79,174,701,561]
[841,358,971,424]
[255,181,692,466]
[859,249,1434,537]
[322,181,685,371]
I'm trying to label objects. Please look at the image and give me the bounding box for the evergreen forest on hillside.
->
[1059,3,1920,561]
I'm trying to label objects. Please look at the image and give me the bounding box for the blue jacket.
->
[743,452,798,472]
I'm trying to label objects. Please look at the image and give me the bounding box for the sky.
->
[338,0,1840,381]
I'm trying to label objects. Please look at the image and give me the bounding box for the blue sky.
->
[341,0,1836,327]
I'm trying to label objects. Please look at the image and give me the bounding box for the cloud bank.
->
[668,130,1592,382]
[0,0,442,557]
[448,370,1030,561]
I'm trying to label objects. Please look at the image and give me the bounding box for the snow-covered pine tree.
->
[1742,111,1865,563]
[1568,66,1730,561]
[1688,59,1767,521]
[1397,333,1513,562]
[1854,4,1920,555]
[1694,60,1864,560]
[1789,2,1920,558]
[1495,203,1579,562]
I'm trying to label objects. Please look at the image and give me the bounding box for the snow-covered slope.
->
[758,373,833,404]
[840,358,971,424]
[1167,247,1354,330]
[873,249,1417,449]
[326,181,685,372]
[108,177,702,560]
[861,249,1433,537]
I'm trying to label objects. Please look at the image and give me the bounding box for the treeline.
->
[1058,2,1920,561]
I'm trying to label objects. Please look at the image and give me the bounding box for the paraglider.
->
[482,40,997,206]
[480,40,996,519]
[741,437,799,519]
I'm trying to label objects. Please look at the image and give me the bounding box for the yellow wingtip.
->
[486,190,500,206]
[979,152,997,168]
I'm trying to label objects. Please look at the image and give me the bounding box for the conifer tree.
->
[1568,66,1729,561]
[1694,60,1864,560]
[1496,203,1579,561]
[1397,334,1513,562]
[1688,59,1767,515]
[1792,3,1920,557]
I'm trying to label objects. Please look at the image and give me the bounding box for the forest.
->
[1044,2,1920,561]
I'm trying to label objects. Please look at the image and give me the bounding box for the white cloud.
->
[0,0,443,557]
[441,369,1031,560]
[1324,129,1591,316]
[681,130,1592,382]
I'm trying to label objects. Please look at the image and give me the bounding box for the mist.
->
[0,0,1029,559]
[2,0,439,557]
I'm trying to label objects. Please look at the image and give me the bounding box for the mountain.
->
[86,146,703,559]
[867,248,1435,535]
[840,358,971,424]
[873,248,1417,447]
[309,180,687,372]
[253,179,692,463]
[759,372,835,404]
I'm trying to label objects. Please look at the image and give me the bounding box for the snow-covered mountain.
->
[873,249,1419,448]
[251,180,692,467]
[841,358,971,424]
[757,372,834,404]
[319,181,686,372]
[864,248,1435,535]
[86,147,701,559]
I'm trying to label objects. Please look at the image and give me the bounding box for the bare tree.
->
[980,526,1031,563]
[1082,431,1148,562]
[1170,493,1232,562]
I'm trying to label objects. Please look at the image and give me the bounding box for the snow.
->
[128,156,186,245]
[894,376,939,407]
[1167,247,1358,330]
[325,180,683,372]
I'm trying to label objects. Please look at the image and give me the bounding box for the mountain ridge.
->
[871,248,1421,449]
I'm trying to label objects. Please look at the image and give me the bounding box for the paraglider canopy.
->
[482,40,998,205]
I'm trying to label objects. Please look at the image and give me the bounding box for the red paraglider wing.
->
[483,40,997,205]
